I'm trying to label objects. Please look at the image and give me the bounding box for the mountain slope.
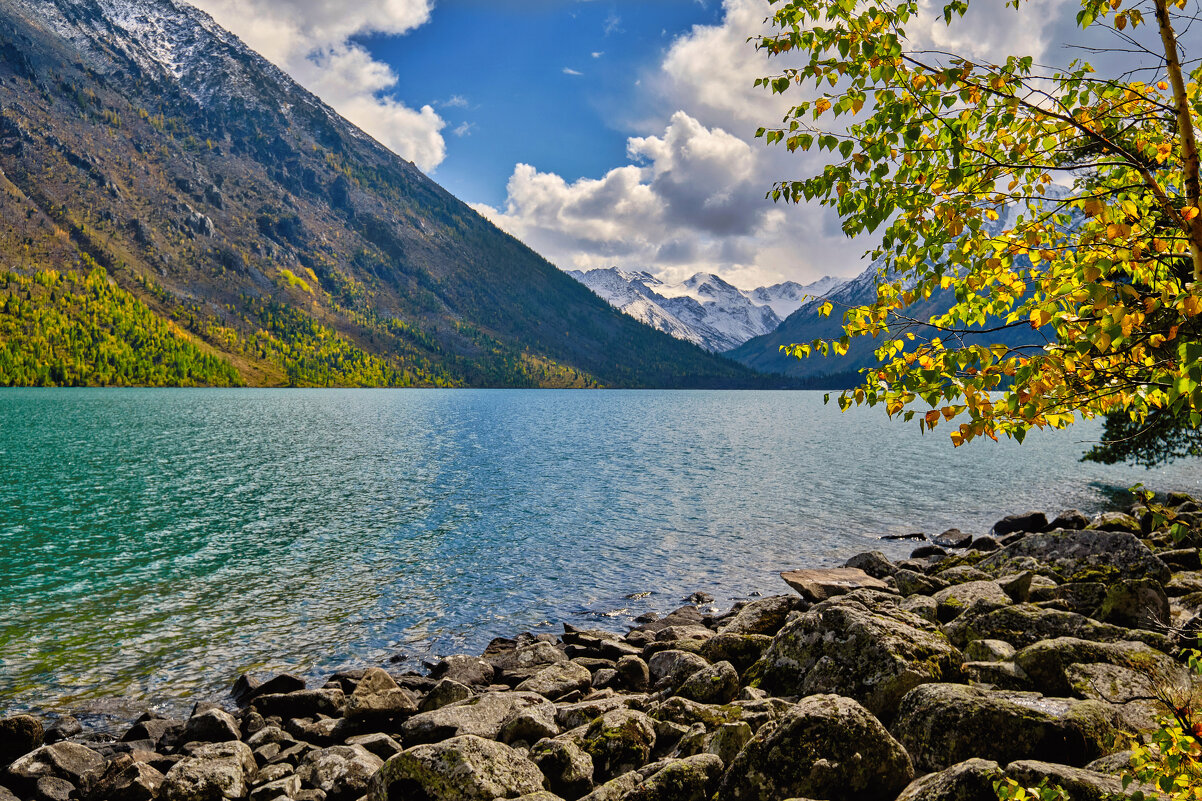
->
[0,0,766,388]
[569,268,844,352]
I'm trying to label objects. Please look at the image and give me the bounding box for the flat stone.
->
[780,568,891,602]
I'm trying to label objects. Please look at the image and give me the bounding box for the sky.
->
[188,0,1121,289]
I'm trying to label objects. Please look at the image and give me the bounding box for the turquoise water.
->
[1,388,1198,714]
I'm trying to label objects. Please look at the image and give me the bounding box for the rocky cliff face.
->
[0,0,764,387]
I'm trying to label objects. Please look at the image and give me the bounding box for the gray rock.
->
[960,661,1030,690]
[418,679,472,712]
[934,529,974,549]
[901,594,939,622]
[943,603,1168,650]
[675,662,739,705]
[497,705,559,747]
[892,683,1120,772]
[369,735,544,801]
[936,566,994,585]
[1087,512,1142,534]
[342,733,402,761]
[991,512,1049,537]
[1012,637,1180,697]
[344,669,418,727]
[968,537,1001,552]
[576,772,640,801]
[1005,760,1130,801]
[705,721,751,765]
[646,650,709,692]
[488,642,568,684]
[893,569,950,597]
[719,595,798,636]
[430,655,496,687]
[624,753,723,801]
[932,581,1011,623]
[249,775,299,801]
[529,738,593,800]
[42,717,81,745]
[717,694,914,801]
[978,529,1170,584]
[90,755,166,801]
[581,709,657,781]
[35,776,74,801]
[781,568,891,602]
[7,743,105,793]
[252,690,345,720]
[161,741,256,801]
[964,639,1017,662]
[295,745,382,801]
[614,656,650,692]
[699,634,770,675]
[516,662,593,700]
[893,758,1002,801]
[1094,579,1170,629]
[0,716,44,767]
[753,590,963,719]
[1051,510,1090,531]
[401,691,556,745]
[843,551,897,579]
[184,709,241,744]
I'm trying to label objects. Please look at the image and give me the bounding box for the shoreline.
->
[4,492,1201,800]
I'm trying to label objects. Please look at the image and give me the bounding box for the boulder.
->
[960,661,1031,690]
[90,755,166,801]
[1094,579,1170,630]
[581,709,657,781]
[1005,760,1130,801]
[183,709,241,744]
[892,683,1120,772]
[234,674,305,707]
[6,743,105,794]
[942,603,1167,650]
[1087,512,1142,534]
[1050,510,1091,530]
[0,716,44,767]
[717,694,914,801]
[1012,637,1181,697]
[429,655,495,687]
[419,679,473,712]
[646,650,709,692]
[160,741,256,801]
[402,691,556,745]
[251,689,345,720]
[369,735,544,801]
[35,776,73,801]
[753,590,962,719]
[614,656,650,692]
[529,738,593,800]
[894,758,1002,801]
[343,733,403,761]
[624,753,723,801]
[295,745,382,801]
[991,512,1049,536]
[964,639,1016,663]
[978,529,1170,584]
[780,568,891,602]
[675,662,739,705]
[843,551,897,579]
[700,634,771,675]
[344,670,418,728]
[893,569,950,597]
[516,662,593,700]
[932,581,1011,623]
[934,529,974,549]
[488,642,569,684]
[719,596,798,636]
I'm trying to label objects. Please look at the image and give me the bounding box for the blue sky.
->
[192,0,1080,288]
[358,2,727,208]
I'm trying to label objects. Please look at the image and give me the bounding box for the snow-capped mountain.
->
[568,268,845,352]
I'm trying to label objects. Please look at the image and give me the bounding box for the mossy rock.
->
[581,709,656,781]
[369,735,543,801]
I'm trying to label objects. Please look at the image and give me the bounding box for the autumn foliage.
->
[758,0,1202,447]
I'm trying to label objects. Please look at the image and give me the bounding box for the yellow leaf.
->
[925,410,940,426]
[1095,332,1112,352]
[1184,206,1200,221]
[1183,296,1202,317]
[1083,265,1101,282]
[1030,309,1052,327]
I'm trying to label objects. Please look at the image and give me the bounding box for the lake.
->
[1,388,1198,715]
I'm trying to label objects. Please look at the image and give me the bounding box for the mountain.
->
[0,0,768,388]
[568,268,845,352]
[727,202,1056,383]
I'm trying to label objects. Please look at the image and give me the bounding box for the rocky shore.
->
[4,493,1202,801]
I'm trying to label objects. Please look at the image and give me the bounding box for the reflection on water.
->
[1,388,1197,712]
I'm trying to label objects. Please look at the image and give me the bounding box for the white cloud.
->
[563,67,584,76]
[441,95,470,109]
[591,51,605,59]
[479,0,1086,288]
[189,0,447,171]
[452,121,475,137]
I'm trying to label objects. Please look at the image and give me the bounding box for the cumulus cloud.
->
[190,0,447,171]
[479,0,1088,288]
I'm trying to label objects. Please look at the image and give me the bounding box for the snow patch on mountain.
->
[569,268,845,352]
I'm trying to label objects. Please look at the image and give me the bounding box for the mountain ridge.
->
[0,0,771,388]
[569,267,845,352]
